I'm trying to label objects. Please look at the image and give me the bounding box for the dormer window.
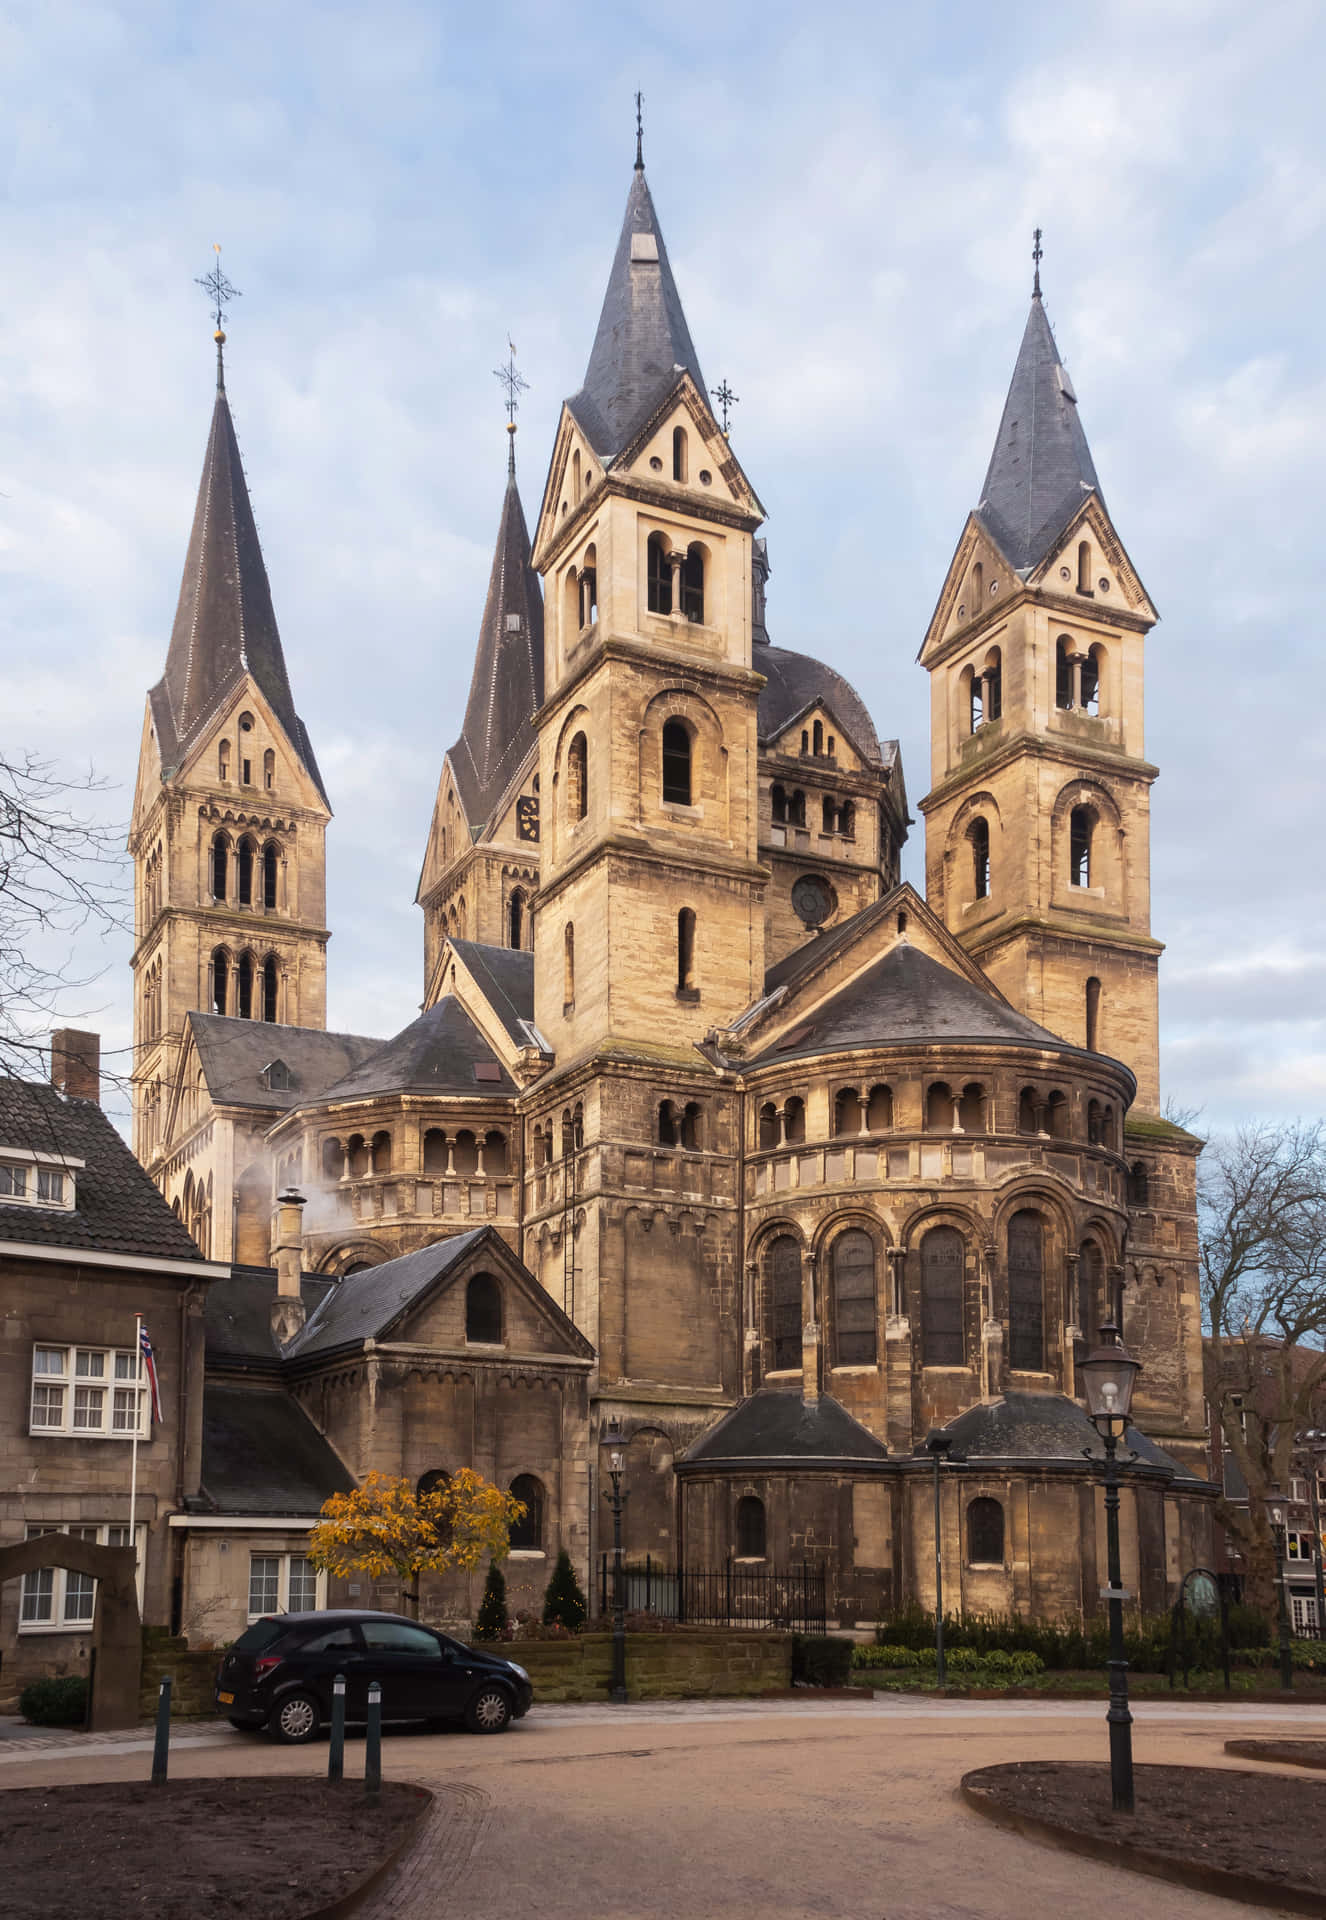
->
[0,1151,81,1211]
[260,1058,291,1092]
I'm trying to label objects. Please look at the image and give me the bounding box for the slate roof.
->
[977,296,1103,575]
[450,942,536,1047]
[205,1266,338,1369]
[446,456,544,832]
[149,359,327,803]
[315,1000,516,1103]
[0,1078,205,1262]
[200,1382,355,1514]
[935,1392,1210,1487]
[754,639,888,768]
[680,1390,889,1468]
[284,1230,488,1359]
[750,941,1098,1069]
[189,1014,381,1113]
[568,165,707,459]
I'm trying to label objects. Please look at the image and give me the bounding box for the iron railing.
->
[598,1556,826,1634]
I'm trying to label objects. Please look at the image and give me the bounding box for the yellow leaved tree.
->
[308,1469,524,1618]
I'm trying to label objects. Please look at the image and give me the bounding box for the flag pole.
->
[129,1312,142,1568]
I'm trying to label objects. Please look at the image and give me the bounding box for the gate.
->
[598,1556,826,1633]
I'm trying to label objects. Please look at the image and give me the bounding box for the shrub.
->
[474,1562,509,1641]
[853,1643,918,1669]
[792,1635,855,1687]
[542,1549,588,1632]
[20,1675,87,1726]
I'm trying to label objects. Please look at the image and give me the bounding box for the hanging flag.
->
[139,1325,163,1426]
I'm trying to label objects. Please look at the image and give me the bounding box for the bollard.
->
[364,1680,381,1800]
[328,1672,346,1784]
[151,1674,172,1785]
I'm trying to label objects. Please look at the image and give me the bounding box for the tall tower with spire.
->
[129,310,331,1172]
[917,254,1164,1112]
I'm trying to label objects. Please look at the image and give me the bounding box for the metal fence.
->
[598,1556,826,1634]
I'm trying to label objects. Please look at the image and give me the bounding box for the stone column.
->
[801,1250,820,1406]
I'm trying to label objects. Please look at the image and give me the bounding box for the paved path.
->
[4,1696,1323,1916]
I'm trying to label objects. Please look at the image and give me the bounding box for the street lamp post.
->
[925,1430,954,1688]
[600,1423,630,1705]
[1079,1322,1142,1815]
[1269,1504,1295,1691]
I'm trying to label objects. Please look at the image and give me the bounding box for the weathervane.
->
[494,337,529,472]
[1032,227,1043,299]
[635,90,644,170]
[197,243,240,334]
[714,378,739,438]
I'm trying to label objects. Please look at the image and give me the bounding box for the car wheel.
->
[465,1684,513,1734]
[269,1690,321,1744]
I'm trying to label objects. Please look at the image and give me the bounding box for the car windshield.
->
[232,1619,287,1654]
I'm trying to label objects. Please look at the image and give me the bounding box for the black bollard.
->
[328,1672,346,1784]
[364,1680,381,1800]
[151,1674,172,1785]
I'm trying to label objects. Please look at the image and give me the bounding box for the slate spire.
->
[446,439,544,831]
[568,165,707,458]
[149,352,325,801]
[976,290,1104,575]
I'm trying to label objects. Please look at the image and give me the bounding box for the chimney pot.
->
[50,1030,100,1104]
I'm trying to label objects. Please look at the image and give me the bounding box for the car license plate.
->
[218,1691,234,1704]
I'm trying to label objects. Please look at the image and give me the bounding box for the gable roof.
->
[200,1382,355,1514]
[446,453,544,832]
[977,295,1104,575]
[448,941,536,1047]
[754,639,888,768]
[205,1265,338,1370]
[188,1014,381,1113]
[149,356,326,804]
[568,165,706,460]
[0,1078,204,1261]
[315,998,516,1103]
[680,1389,889,1468]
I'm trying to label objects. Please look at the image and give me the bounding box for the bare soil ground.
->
[1225,1738,1326,1770]
[964,1761,1326,1907]
[0,1776,426,1919]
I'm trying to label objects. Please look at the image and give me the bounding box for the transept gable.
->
[432,940,544,1077]
[1028,493,1156,623]
[416,756,475,907]
[919,514,1019,665]
[763,695,875,774]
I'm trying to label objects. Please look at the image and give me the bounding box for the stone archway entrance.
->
[0,1537,141,1730]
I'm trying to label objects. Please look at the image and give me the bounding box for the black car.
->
[214,1609,533,1742]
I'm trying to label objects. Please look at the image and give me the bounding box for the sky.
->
[3,0,1324,1139]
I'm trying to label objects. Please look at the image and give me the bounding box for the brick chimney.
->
[50,1030,100,1104]
[270,1188,307,1346]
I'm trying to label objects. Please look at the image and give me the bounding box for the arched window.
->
[985,650,1002,721]
[783,1096,806,1144]
[509,1474,545,1551]
[866,1084,893,1131]
[1056,637,1075,711]
[925,1081,955,1132]
[672,425,688,483]
[578,543,597,629]
[466,1273,503,1344]
[567,733,588,820]
[212,948,229,1016]
[563,923,575,1006]
[1018,1087,1038,1134]
[972,561,983,608]
[1085,976,1101,1051]
[263,842,279,911]
[322,1137,343,1180]
[967,1497,1005,1566]
[417,1468,451,1498]
[970,818,990,899]
[647,533,672,614]
[959,1083,986,1133]
[822,795,836,835]
[1008,1211,1045,1372]
[1079,648,1100,715]
[921,1226,964,1366]
[758,1103,779,1150]
[800,729,810,754]
[263,748,275,790]
[218,739,231,782]
[680,1102,700,1151]
[833,1229,877,1366]
[237,837,254,907]
[771,784,787,824]
[768,1236,802,1372]
[968,667,983,733]
[736,1494,766,1559]
[237,952,254,1020]
[1078,539,1092,594]
[485,1130,508,1175]
[1046,1090,1069,1139]
[680,544,705,623]
[508,890,525,950]
[453,1130,479,1176]
[1128,1161,1149,1207]
[839,801,855,839]
[658,1100,678,1147]
[1087,1099,1104,1146]
[662,719,692,806]
[238,713,254,784]
[423,1129,447,1174]
[833,1088,861,1137]
[572,448,581,500]
[1076,1240,1105,1372]
[211,832,229,901]
[677,908,696,992]
[788,789,806,827]
[371,1130,392,1174]
[1070,806,1093,886]
[812,719,824,755]
[261,955,278,1023]
[347,1134,369,1177]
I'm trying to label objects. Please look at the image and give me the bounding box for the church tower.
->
[417,427,544,997]
[129,325,331,1169]
[917,264,1163,1110]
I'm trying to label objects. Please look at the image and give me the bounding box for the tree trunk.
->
[1240,1535,1279,1624]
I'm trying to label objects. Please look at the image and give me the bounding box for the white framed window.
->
[1292,1594,1320,1634]
[1290,1476,1308,1504]
[0,1150,81,1211]
[1286,1530,1315,1561]
[248,1552,323,1619]
[29,1345,148,1438]
[19,1523,144,1631]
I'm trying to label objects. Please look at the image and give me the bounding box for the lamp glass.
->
[611,1450,625,1474]
[1079,1326,1141,1426]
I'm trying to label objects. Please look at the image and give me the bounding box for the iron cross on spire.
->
[196,243,240,335]
[714,378,739,438]
[635,90,644,169]
[494,338,529,474]
[1032,227,1044,299]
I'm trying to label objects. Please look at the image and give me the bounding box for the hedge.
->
[20,1676,87,1726]
[874,1605,1277,1674]
[791,1635,855,1687]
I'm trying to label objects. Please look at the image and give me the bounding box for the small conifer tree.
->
[474,1561,509,1640]
[542,1548,588,1631]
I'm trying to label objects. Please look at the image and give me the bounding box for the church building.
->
[127,143,1213,1631]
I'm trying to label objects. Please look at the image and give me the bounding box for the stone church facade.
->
[128,147,1212,1630]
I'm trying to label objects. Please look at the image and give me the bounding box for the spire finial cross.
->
[494,337,529,473]
[1032,227,1043,299]
[714,377,739,438]
[196,243,240,334]
[635,91,644,170]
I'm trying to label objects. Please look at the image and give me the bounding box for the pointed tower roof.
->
[446,440,545,831]
[149,349,326,803]
[977,293,1103,575]
[568,164,706,459]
